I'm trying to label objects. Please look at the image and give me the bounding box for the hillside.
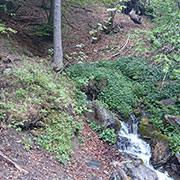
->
[0,0,180,180]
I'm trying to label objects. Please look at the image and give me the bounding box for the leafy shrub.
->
[86,120,117,145]
[68,57,180,153]
[68,57,161,118]
[35,23,53,39]
[0,23,17,34]
[99,128,117,145]
[131,0,180,79]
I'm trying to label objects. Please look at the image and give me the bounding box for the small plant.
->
[0,23,17,34]
[99,128,117,145]
[89,122,101,133]
[86,119,116,145]
[22,136,33,151]
[35,23,53,39]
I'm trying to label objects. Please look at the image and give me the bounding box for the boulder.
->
[150,138,171,168]
[129,9,143,24]
[165,115,180,129]
[164,153,180,179]
[162,99,176,106]
[125,162,158,180]
[84,101,121,132]
[110,160,159,180]
[86,159,103,169]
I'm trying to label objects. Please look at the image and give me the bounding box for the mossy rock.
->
[140,117,149,126]
[138,125,153,138]
[115,117,121,132]
[84,101,121,132]
[133,108,142,117]
[153,133,170,143]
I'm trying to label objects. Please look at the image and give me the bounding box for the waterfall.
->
[117,114,173,180]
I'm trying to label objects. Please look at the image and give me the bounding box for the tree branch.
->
[108,34,130,59]
[0,151,28,173]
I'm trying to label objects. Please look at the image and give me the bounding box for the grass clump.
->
[0,58,83,165]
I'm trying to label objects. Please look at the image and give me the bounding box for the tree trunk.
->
[53,0,63,70]
[49,0,54,24]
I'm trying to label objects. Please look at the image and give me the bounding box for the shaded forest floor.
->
[1,0,152,61]
[0,0,153,180]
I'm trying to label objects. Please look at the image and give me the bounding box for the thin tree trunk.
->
[53,0,63,70]
[49,0,54,24]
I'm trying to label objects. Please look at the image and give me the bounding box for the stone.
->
[165,115,180,129]
[162,99,176,106]
[117,168,128,180]
[125,162,158,180]
[175,153,180,164]
[109,172,120,180]
[150,138,171,168]
[3,68,11,74]
[91,177,101,180]
[164,153,180,179]
[129,9,143,24]
[86,159,103,169]
[133,159,143,167]
[84,101,120,132]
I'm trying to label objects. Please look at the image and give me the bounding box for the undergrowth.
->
[67,57,180,153]
[0,58,83,164]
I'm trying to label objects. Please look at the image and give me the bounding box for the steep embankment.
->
[0,55,125,180]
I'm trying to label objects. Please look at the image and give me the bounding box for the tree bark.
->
[53,0,63,70]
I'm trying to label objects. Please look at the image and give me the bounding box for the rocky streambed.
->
[84,100,180,180]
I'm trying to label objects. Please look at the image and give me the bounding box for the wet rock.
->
[86,159,103,169]
[133,159,143,167]
[151,138,171,168]
[125,162,158,180]
[117,136,130,151]
[117,168,129,180]
[164,153,180,179]
[91,177,102,180]
[109,172,120,180]
[165,115,180,129]
[162,99,176,106]
[84,101,120,132]
[175,153,180,164]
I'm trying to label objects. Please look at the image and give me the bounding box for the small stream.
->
[117,114,173,180]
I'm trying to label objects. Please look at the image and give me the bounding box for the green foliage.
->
[36,113,82,164]
[99,128,117,145]
[35,23,53,38]
[131,0,180,78]
[65,44,88,62]
[86,120,116,145]
[89,121,101,133]
[0,59,83,165]
[68,57,161,118]
[22,136,33,151]
[68,57,180,153]
[0,23,17,34]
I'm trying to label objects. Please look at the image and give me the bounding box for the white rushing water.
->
[117,114,173,180]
